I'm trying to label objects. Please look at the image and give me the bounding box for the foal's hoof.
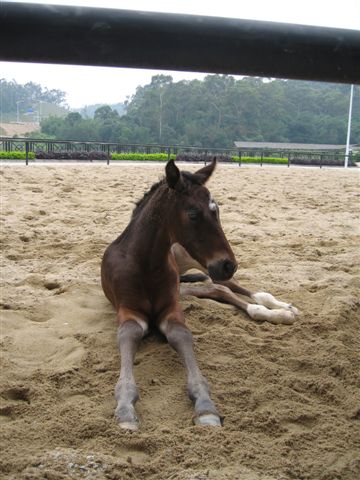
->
[272,309,297,325]
[117,420,139,431]
[194,413,222,426]
[115,409,139,431]
[288,304,300,316]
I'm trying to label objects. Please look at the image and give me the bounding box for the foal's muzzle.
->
[208,259,237,281]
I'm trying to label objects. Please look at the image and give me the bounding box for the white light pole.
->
[344,84,354,168]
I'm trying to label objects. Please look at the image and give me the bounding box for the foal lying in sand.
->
[101,159,298,430]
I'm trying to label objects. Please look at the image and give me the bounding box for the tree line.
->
[1,79,67,119]
[3,76,359,147]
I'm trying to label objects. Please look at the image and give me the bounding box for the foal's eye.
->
[187,209,199,221]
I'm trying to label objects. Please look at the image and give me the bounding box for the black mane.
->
[131,170,201,219]
[131,178,165,218]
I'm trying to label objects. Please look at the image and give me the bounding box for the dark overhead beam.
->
[1,2,359,84]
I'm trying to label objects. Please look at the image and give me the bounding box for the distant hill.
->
[40,102,69,120]
[74,103,126,118]
[0,122,41,137]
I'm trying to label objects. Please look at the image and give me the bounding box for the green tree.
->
[0,79,66,117]
[38,77,360,147]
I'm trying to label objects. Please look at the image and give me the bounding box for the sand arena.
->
[0,163,359,479]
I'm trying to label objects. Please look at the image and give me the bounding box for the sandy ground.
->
[0,164,359,480]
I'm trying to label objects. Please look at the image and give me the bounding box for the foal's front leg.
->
[181,274,299,323]
[160,319,222,426]
[115,318,146,430]
[220,278,299,318]
[173,243,299,322]
[180,283,297,325]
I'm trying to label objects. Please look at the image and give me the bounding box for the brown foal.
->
[101,159,237,429]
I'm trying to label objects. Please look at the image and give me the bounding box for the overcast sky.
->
[1,0,359,108]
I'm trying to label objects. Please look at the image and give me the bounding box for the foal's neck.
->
[132,186,175,266]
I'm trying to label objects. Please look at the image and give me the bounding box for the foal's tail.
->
[180,273,209,283]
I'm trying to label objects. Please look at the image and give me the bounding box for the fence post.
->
[167,147,171,162]
[25,141,29,165]
[320,154,323,169]
[261,151,263,167]
[238,150,242,167]
[107,145,110,165]
[288,153,291,167]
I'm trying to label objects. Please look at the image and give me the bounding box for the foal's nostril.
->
[208,259,237,281]
[223,260,236,277]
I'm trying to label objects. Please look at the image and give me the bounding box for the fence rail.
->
[0,137,354,168]
[1,3,359,84]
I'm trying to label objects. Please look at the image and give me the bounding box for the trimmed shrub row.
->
[232,156,288,164]
[175,154,290,164]
[0,151,356,166]
[111,153,176,161]
[111,153,288,164]
[175,153,232,163]
[0,151,35,159]
[35,150,109,160]
[284,156,354,166]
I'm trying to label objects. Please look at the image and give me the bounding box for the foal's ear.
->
[194,157,217,184]
[165,159,181,189]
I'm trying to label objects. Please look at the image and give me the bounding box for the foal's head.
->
[166,158,237,281]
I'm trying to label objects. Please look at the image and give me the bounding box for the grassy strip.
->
[0,151,36,159]
[231,156,288,164]
[111,153,176,161]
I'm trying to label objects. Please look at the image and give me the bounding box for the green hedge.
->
[111,153,289,164]
[111,153,176,161]
[231,156,288,164]
[0,151,36,159]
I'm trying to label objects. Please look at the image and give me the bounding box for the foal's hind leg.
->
[160,319,222,426]
[115,317,146,430]
[180,283,296,325]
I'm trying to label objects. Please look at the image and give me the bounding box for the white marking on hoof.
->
[247,304,296,325]
[118,421,139,431]
[252,292,299,315]
[194,413,222,426]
